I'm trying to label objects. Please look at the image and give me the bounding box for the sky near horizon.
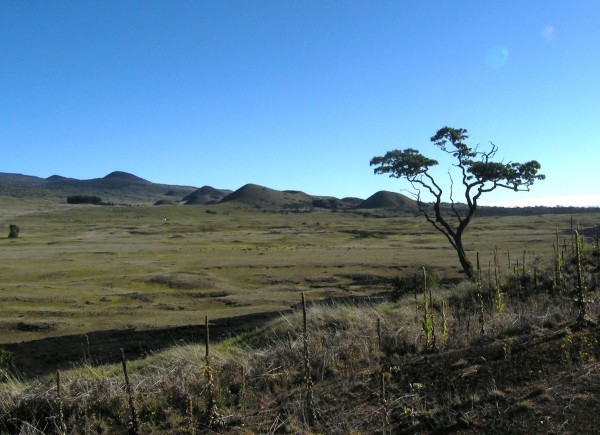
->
[1,1,599,207]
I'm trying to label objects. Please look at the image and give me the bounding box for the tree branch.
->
[370,126,544,279]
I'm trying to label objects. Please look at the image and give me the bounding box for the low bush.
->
[67,195,103,205]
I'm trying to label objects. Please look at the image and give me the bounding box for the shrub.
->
[391,266,439,301]
[67,195,103,205]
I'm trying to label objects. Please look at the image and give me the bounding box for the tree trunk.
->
[454,237,474,280]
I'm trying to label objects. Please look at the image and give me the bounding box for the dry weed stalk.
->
[476,252,486,336]
[421,285,433,350]
[377,317,382,351]
[574,230,593,328]
[380,371,390,434]
[553,229,565,293]
[493,247,506,313]
[239,364,247,416]
[594,225,600,270]
[204,315,223,428]
[440,300,448,347]
[414,272,419,323]
[187,395,195,435]
[55,369,67,435]
[429,286,437,349]
[301,292,317,426]
[121,348,140,435]
[420,267,436,351]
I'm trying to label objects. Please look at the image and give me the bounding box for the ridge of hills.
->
[0,171,419,212]
[0,171,197,205]
[215,183,413,211]
[2,171,597,215]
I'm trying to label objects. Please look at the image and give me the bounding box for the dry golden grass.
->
[1,200,598,345]
[0,281,598,434]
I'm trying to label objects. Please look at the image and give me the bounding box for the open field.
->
[2,202,598,346]
[1,201,600,433]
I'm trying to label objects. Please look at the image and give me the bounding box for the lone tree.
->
[370,126,545,279]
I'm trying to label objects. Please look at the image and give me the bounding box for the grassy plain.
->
[1,201,598,345]
[1,199,600,433]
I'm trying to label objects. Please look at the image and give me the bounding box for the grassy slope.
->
[0,198,599,432]
[3,202,596,344]
[1,290,598,434]
[1,202,598,345]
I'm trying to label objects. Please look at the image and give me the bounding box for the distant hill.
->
[2,172,410,212]
[341,197,364,207]
[311,196,363,210]
[0,173,45,187]
[356,191,418,210]
[0,171,197,205]
[103,171,150,183]
[153,199,179,206]
[182,184,363,210]
[46,175,78,182]
[183,186,233,205]
[219,183,314,210]
[5,170,595,216]
[74,171,155,191]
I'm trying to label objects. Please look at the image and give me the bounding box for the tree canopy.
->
[370,126,545,279]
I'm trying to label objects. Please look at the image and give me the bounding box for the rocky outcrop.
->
[8,224,19,238]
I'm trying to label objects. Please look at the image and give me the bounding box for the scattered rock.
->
[8,225,19,238]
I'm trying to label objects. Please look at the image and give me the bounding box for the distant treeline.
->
[425,203,600,218]
[475,205,600,217]
[66,195,114,205]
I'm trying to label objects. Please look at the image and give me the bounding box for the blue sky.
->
[1,1,599,206]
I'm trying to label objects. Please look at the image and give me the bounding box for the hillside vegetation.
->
[2,204,597,351]
[0,227,598,433]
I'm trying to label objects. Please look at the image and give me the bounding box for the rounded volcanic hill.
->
[103,171,150,183]
[356,191,418,210]
[183,186,232,205]
[78,171,153,191]
[46,175,78,182]
[153,199,179,206]
[219,183,313,210]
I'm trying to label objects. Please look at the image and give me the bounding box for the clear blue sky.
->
[1,1,599,206]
